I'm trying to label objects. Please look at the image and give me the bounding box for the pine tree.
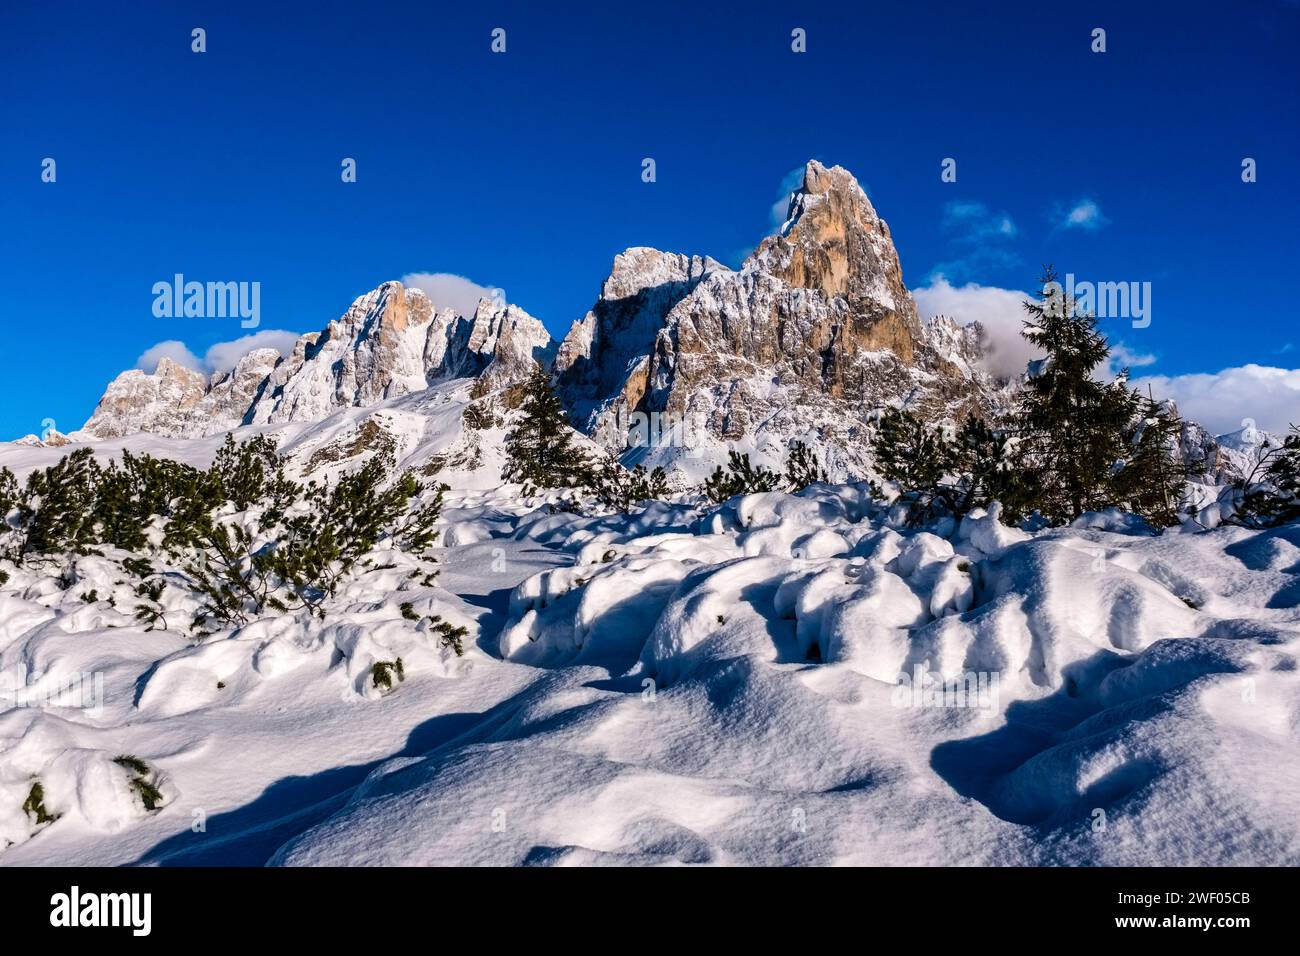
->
[784,440,828,492]
[13,448,102,560]
[1016,268,1143,523]
[501,364,592,492]
[590,451,670,511]
[700,451,781,504]
[1116,395,1188,528]
[1226,427,1300,528]
[869,408,1026,523]
[951,415,1034,520]
[872,408,957,499]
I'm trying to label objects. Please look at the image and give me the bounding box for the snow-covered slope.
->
[1,480,1296,865]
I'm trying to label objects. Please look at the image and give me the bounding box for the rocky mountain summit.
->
[555,160,1006,478]
[77,283,552,443]
[63,159,1242,488]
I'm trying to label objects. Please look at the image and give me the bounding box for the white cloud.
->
[913,276,1041,379]
[1135,365,1300,436]
[136,340,202,374]
[1056,198,1109,231]
[136,330,299,377]
[203,330,300,374]
[1104,342,1158,381]
[401,272,500,318]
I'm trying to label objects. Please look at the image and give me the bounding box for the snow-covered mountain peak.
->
[76,358,210,441]
[599,247,728,302]
[75,280,554,447]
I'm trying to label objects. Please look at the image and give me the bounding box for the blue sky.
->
[2,0,1298,438]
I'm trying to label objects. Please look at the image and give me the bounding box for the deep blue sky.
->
[2,0,1297,438]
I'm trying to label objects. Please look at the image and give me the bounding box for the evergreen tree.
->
[701,451,781,504]
[1116,395,1188,528]
[0,466,19,517]
[12,448,102,560]
[951,415,1034,520]
[1225,427,1300,528]
[872,407,957,503]
[501,364,592,492]
[869,408,1027,523]
[590,451,670,511]
[784,440,828,492]
[92,450,204,552]
[1016,268,1144,523]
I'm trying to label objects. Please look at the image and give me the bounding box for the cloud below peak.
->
[913,275,1040,379]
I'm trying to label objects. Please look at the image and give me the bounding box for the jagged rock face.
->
[80,358,211,440]
[554,161,1002,479]
[249,282,443,425]
[196,349,282,429]
[555,247,725,429]
[751,160,921,336]
[466,299,555,396]
[78,282,552,441]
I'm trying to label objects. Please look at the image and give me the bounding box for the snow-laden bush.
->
[0,435,451,636]
[1220,427,1300,529]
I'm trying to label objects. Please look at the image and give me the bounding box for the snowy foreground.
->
[1,478,1298,866]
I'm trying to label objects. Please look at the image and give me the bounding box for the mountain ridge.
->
[22,159,1251,492]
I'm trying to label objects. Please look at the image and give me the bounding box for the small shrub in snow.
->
[589,451,670,512]
[783,440,828,492]
[1223,427,1300,528]
[180,445,447,632]
[0,435,453,637]
[870,409,1023,524]
[22,781,59,826]
[371,658,405,691]
[431,621,467,658]
[133,578,169,631]
[114,756,163,811]
[402,603,467,656]
[1,449,101,562]
[429,619,467,656]
[701,451,781,503]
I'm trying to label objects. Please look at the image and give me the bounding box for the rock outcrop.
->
[553,160,1005,479]
[78,357,211,440]
[78,282,552,441]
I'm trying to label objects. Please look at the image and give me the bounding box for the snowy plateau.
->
[1,161,1297,867]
